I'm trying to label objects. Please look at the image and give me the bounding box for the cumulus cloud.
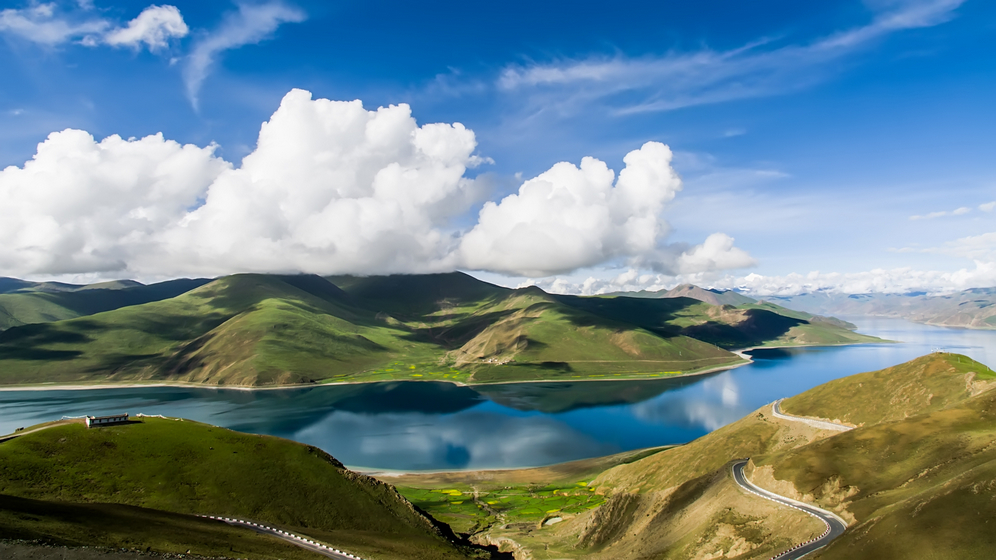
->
[675,233,756,274]
[104,5,188,51]
[981,201,996,212]
[0,129,228,275]
[0,89,754,281]
[163,89,485,275]
[459,142,682,276]
[183,2,306,108]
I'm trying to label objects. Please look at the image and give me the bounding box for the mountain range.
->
[765,288,996,330]
[0,273,877,387]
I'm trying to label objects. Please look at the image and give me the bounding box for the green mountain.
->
[0,277,210,331]
[0,417,478,560]
[460,353,995,559]
[0,272,878,387]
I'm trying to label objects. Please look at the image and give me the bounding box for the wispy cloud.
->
[909,206,971,220]
[183,2,306,110]
[0,3,187,50]
[497,0,966,115]
[0,3,108,45]
[981,201,996,212]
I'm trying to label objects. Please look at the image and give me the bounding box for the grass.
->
[0,494,329,560]
[782,352,995,426]
[0,417,473,560]
[397,483,605,535]
[384,448,665,535]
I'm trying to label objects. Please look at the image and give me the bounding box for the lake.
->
[1,317,994,471]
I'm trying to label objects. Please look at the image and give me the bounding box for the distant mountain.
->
[608,283,757,306]
[768,288,996,329]
[0,273,880,387]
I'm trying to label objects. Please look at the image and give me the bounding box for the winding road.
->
[202,516,364,560]
[771,399,853,432]
[731,460,848,560]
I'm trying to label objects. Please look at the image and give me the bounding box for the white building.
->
[85,413,129,428]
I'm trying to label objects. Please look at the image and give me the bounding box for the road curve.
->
[771,399,853,432]
[201,516,364,560]
[731,460,848,560]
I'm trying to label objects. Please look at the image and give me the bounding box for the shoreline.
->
[0,341,892,393]
[0,359,751,393]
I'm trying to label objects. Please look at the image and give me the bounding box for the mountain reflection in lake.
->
[1,318,994,471]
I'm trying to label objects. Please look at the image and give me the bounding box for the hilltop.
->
[0,417,482,560]
[0,273,878,388]
[403,353,996,559]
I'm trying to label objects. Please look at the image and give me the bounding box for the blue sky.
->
[0,0,994,294]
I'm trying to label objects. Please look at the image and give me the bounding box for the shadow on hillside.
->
[553,295,701,336]
[399,308,520,348]
[682,309,804,348]
[0,323,88,361]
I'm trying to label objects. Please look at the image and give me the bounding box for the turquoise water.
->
[1,317,993,471]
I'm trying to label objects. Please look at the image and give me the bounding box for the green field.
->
[0,272,878,388]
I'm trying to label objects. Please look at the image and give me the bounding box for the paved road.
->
[202,516,364,560]
[731,460,848,560]
[771,400,853,432]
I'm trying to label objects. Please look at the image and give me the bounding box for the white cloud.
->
[726,261,996,296]
[104,5,188,51]
[164,89,485,276]
[0,90,754,281]
[497,0,965,116]
[459,142,694,276]
[0,129,228,275]
[183,2,306,109]
[910,206,973,220]
[0,3,186,51]
[0,3,108,45]
[676,233,756,274]
[981,201,995,212]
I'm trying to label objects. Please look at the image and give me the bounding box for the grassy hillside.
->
[0,272,880,387]
[0,494,330,560]
[783,352,995,426]
[446,353,996,559]
[558,294,878,350]
[0,417,475,560]
[0,278,209,331]
[759,376,996,559]
[0,274,444,386]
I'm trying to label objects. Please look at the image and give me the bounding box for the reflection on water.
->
[1,318,994,471]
